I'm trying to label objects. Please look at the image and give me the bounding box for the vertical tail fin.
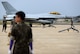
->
[2,1,17,15]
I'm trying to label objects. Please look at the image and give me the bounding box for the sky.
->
[0,0,80,19]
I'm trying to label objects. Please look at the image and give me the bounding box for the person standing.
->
[8,16,16,54]
[11,11,32,54]
[11,16,16,27]
[2,16,7,32]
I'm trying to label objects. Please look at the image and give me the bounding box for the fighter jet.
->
[1,1,80,30]
[1,1,65,27]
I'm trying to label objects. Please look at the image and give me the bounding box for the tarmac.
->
[0,25,80,54]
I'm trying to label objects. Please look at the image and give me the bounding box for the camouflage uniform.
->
[11,20,16,27]
[11,22,32,54]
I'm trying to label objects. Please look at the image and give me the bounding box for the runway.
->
[0,25,80,54]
